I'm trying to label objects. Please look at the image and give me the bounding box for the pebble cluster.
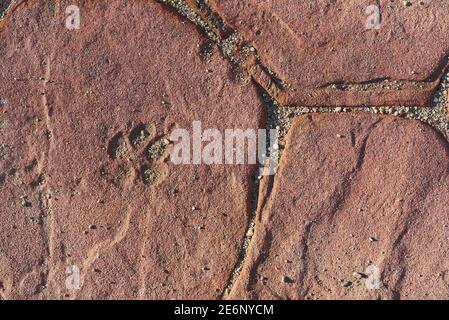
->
[275,74,449,142]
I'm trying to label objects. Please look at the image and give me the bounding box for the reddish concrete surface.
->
[1,0,449,301]
[0,0,264,299]
[0,0,55,300]
[208,0,449,107]
[230,113,449,300]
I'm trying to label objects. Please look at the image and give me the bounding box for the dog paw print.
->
[106,123,171,187]
[129,123,156,149]
[141,162,169,186]
[107,132,129,160]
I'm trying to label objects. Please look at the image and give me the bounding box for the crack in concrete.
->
[157,0,449,299]
[0,0,15,19]
[320,79,432,91]
[0,0,447,299]
[221,85,278,299]
[157,0,448,136]
[37,0,60,298]
[157,0,288,98]
[160,0,449,108]
[155,0,287,298]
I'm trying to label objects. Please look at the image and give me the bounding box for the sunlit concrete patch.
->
[230,113,449,300]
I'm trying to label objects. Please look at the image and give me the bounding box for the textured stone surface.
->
[0,0,55,300]
[209,0,449,107]
[2,0,449,301]
[0,0,264,299]
[230,113,449,300]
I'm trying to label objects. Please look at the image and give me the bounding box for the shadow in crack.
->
[0,0,14,19]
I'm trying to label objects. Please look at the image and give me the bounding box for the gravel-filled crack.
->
[222,86,279,299]
[0,0,15,19]
[156,0,449,299]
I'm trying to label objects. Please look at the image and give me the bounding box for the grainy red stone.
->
[230,113,449,300]
[2,0,449,301]
[0,0,264,299]
[0,0,55,299]
[210,0,449,107]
